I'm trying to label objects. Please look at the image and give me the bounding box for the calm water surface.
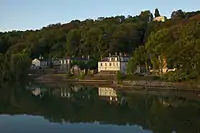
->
[0,83,200,133]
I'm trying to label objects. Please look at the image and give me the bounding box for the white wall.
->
[60,59,67,65]
[98,61,129,74]
[98,61,120,72]
[40,61,48,67]
[98,56,130,74]
[120,62,128,74]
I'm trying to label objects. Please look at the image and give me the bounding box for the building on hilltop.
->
[153,16,167,22]
[98,53,130,74]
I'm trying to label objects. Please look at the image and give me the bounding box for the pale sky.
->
[0,0,200,31]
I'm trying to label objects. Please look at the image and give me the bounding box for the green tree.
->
[127,46,148,74]
[154,8,161,17]
[116,71,123,83]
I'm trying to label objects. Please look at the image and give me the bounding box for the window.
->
[100,63,103,66]
[113,63,115,66]
[105,63,107,66]
[116,63,118,66]
[109,63,112,66]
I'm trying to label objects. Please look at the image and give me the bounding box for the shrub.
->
[67,71,73,78]
[163,70,199,82]
[116,71,124,83]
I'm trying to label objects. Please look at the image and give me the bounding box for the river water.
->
[0,83,200,133]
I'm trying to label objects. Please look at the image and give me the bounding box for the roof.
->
[40,59,50,62]
[32,58,51,62]
[61,57,89,61]
[100,57,110,62]
[99,56,130,62]
[32,58,40,62]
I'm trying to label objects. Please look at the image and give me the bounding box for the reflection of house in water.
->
[159,98,170,107]
[52,85,84,98]
[98,87,127,105]
[51,88,71,98]
[98,87,118,101]
[60,88,71,98]
[31,87,47,97]
[32,88,41,96]
[71,84,82,92]
[49,84,88,99]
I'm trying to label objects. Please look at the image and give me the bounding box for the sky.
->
[0,0,200,32]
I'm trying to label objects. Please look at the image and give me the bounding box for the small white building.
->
[98,54,130,74]
[32,58,40,68]
[153,16,166,22]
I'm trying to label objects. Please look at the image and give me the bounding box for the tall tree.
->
[171,10,185,19]
[154,8,161,17]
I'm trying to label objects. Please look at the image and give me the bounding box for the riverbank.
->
[32,74,200,92]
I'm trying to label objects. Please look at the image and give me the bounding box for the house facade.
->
[98,54,130,74]
[31,58,51,69]
[60,57,89,70]
[40,60,49,68]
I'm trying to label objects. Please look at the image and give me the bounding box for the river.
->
[0,83,200,133]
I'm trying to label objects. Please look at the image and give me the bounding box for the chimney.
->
[115,52,117,56]
[109,53,111,57]
[87,55,90,60]
[82,55,84,59]
[119,52,122,57]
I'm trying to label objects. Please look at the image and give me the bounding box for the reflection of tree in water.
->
[0,84,200,133]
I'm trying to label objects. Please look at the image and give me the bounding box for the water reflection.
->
[98,87,118,101]
[0,83,200,133]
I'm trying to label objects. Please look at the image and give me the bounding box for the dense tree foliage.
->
[0,10,153,82]
[0,9,200,81]
[0,50,31,84]
[0,11,153,59]
[147,14,200,81]
[128,10,200,81]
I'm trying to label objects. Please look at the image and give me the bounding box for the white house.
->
[32,58,40,68]
[31,58,50,69]
[98,54,130,74]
